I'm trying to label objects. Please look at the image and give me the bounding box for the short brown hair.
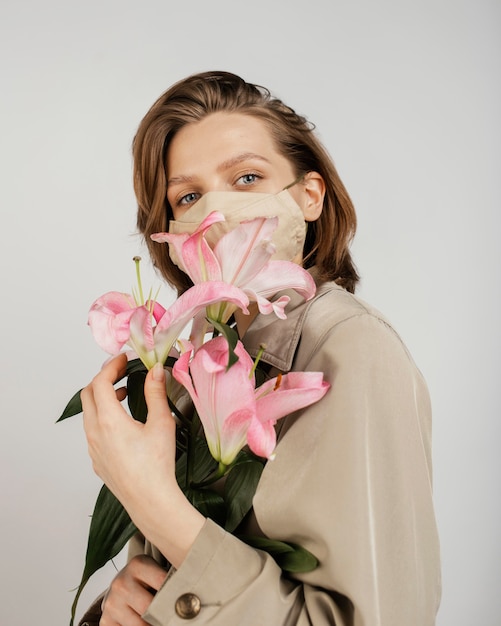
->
[133,71,359,293]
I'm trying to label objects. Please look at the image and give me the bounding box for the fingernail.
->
[152,362,165,382]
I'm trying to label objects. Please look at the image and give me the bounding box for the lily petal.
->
[245,292,290,319]
[88,292,138,354]
[127,306,158,368]
[244,260,316,301]
[220,407,255,465]
[172,337,256,464]
[213,217,277,286]
[179,232,221,283]
[255,372,330,423]
[154,281,249,365]
[246,416,278,460]
[151,212,226,281]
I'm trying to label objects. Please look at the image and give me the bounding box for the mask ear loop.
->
[282,173,306,192]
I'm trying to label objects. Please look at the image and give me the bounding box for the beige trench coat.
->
[80,279,441,625]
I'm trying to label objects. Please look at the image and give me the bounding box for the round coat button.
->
[175,592,201,619]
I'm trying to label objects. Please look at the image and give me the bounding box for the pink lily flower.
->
[88,282,249,370]
[172,336,330,466]
[151,212,316,322]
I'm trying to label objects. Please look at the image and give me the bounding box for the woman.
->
[80,71,441,625]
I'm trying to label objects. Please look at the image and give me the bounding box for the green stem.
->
[168,397,191,428]
[69,577,87,626]
[190,461,228,489]
[186,410,201,487]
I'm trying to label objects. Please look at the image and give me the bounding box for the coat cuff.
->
[143,518,273,625]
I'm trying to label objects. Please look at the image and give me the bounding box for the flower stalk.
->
[190,462,229,489]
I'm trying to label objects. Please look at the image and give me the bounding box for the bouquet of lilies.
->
[58,211,330,624]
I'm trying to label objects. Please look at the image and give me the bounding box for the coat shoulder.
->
[302,282,395,340]
[297,282,420,376]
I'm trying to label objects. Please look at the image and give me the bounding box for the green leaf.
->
[254,366,268,388]
[224,456,264,532]
[185,487,226,526]
[208,319,239,369]
[126,358,148,376]
[168,396,190,428]
[127,370,148,423]
[175,436,218,489]
[58,357,147,425]
[70,485,136,625]
[164,355,178,369]
[57,389,83,422]
[240,537,319,573]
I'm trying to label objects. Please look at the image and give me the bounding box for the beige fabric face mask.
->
[168,188,307,267]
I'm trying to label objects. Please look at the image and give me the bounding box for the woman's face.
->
[166,112,306,220]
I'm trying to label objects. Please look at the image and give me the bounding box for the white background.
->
[1,1,499,624]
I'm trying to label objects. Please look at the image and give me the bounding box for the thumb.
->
[143,362,171,424]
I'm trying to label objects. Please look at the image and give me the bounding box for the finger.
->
[102,602,148,626]
[101,352,129,377]
[81,384,125,414]
[143,363,171,425]
[80,383,95,413]
[81,384,98,433]
[130,555,169,592]
[81,365,127,438]
[92,353,128,410]
[80,357,127,436]
[103,557,167,623]
[104,586,153,625]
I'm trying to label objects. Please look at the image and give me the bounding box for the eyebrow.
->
[167,152,271,187]
[217,152,271,172]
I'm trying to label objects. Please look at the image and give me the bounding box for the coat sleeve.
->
[142,311,441,626]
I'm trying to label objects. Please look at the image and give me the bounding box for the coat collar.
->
[242,272,343,372]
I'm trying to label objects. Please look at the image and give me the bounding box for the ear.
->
[301,172,325,222]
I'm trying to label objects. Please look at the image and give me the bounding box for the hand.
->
[82,355,178,506]
[81,355,205,568]
[100,555,168,626]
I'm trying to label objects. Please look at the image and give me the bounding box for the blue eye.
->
[237,173,260,185]
[178,192,200,206]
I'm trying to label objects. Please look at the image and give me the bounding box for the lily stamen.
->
[273,373,282,391]
[133,256,144,304]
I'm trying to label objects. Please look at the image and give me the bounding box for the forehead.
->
[167,112,280,172]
